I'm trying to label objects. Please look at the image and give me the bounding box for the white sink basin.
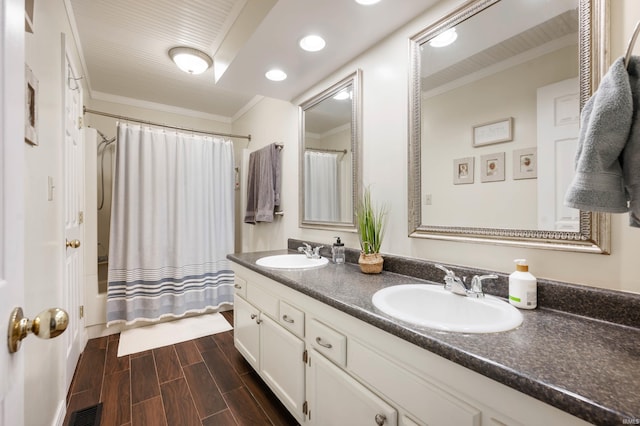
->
[372,284,523,333]
[256,254,329,270]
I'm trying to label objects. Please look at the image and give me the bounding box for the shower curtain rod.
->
[305,147,348,154]
[83,107,252,141]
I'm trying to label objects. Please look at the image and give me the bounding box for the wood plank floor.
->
[64,311,300,426]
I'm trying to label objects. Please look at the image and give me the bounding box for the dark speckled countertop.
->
[228,241,640,425]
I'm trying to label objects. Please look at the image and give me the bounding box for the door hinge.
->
[78,211,84,224]
[79,305,84,319]
[78,116,83,129]
[302,401,308,416]
[302,349,308,364]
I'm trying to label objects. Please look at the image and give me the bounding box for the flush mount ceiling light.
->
[299,35,326,52]
[265,69,287,81]
[429,28,458,48]
[168,47,212,75]
[333,90,351,100]
[355,0,381,5]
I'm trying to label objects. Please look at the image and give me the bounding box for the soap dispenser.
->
[332,237,345,264]
[509,259,537,309]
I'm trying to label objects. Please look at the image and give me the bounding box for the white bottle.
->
[508,259,537,309]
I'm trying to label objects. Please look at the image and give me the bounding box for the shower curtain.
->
[106,124,235,326]
[304,151,340,221]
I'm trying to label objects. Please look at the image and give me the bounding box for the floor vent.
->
[68,403,103,426]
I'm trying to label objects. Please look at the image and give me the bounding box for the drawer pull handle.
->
[375,414,387,425]
[250,314,257,319]
[282,314,295,324]
[234,284,242,289]
[315,337,333,349]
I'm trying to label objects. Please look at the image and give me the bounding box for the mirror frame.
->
[408,0,611,253]
[299,69,363,231]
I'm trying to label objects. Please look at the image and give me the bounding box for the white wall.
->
[235,0,640,295]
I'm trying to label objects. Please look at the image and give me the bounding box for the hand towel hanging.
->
[244,143,282,224]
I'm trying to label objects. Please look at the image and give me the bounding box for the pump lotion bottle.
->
[509,259,537,309]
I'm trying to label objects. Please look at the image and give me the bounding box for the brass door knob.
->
[7,307,69,353]
[66,239,81,248]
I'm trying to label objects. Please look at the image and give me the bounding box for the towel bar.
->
[275,211,284,216]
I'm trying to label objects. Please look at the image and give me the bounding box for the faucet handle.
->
[434,264,456,277]
[470,274,498,294]
[313,245,324,256]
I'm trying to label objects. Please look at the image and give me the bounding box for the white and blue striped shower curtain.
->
[106,124,235,326]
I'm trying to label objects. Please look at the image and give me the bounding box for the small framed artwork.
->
[480,152,505,183]
[453,157,474,185]
[25,64,38,146]
[472,117,513,147]
[513,147,537,180]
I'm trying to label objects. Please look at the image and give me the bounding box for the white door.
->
[63,47,85,391]
[306,349,397,426]
[537,77,580,231]
[0,0,26,424]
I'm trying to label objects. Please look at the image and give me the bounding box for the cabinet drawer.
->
[308,319,347,367]
[247,282,279,319]
[279,301,304,338]
[233,275,247,298]
[349,340,480,426]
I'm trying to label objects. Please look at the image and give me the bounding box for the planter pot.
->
[358,253,384,274]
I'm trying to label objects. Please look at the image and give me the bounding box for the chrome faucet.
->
[298,243,324,259]
[434,264,497,298]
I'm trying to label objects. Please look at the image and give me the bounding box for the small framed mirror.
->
[408,0,610,253]
[299,69,362,231]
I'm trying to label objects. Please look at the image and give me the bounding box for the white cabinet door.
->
[260,315,305,418]
[307,349,397,426]
[234,295,261,369]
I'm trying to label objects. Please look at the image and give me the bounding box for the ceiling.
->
[68,0,438,121]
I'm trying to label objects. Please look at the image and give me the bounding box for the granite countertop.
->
[227,248,640,425]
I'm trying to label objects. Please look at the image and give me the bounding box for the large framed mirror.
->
[408,0,610,253]
[299,69,362,231]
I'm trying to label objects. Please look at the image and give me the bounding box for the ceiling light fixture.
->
[429,28,458,48]
[168,47,212,75]
[299,35,326,52]
[265,69,287,82]
[333,90,351,100]
[355,0,381,5]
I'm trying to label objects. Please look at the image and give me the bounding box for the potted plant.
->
[356,187,387,274]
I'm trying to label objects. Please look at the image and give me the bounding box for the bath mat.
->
[117,312,233,357]
[68,403,103,426]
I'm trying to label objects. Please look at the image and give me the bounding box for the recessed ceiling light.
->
[429,28,458,48]
[355,0,381,5]
[168,47,212,75]
[299,35,326,52]
[265,69,287,81]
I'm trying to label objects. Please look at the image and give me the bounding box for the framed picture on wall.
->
[25,64,38,146]
[453,157,474,185]
[513,147,537,180]
[480,152,505,183]
[472,117,513,147]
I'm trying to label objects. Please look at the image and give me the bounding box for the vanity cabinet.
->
[231,263,589,426]
[306,348,397,426]
[233,283,305,422]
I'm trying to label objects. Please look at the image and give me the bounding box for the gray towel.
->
[564,56,632,213]
[244,143,281,224]
[624,56,640,226]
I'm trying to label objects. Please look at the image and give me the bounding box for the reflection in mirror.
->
[408,0,610,253]
[299,69,362,230]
